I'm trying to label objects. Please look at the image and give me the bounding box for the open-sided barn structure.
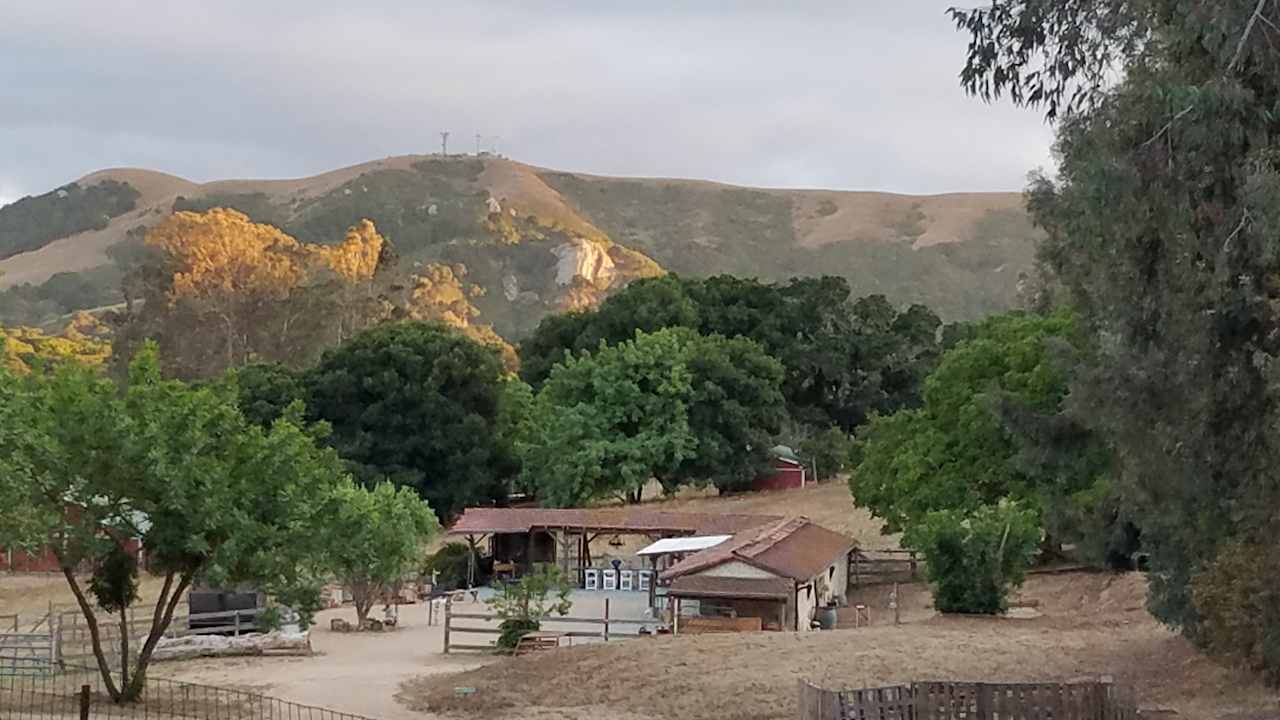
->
[447,507,780,586]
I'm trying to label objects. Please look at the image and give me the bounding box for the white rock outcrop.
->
[551,238,615,287]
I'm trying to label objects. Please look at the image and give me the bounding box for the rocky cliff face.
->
[552,238,616,287]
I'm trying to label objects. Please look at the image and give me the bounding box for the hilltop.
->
[0,156,1039,336]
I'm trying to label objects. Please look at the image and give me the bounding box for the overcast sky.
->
[0,2,1055,207]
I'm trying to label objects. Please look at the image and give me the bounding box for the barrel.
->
[816,605,837,630]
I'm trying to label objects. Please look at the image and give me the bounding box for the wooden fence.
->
[3,606,264,670]
[677,616,762,634]
[849,549,919,587]
[798,679,1155,720]
[442,598,651,653]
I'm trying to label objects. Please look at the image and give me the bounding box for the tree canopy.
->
[302,321,518,522]
[952,0,1280,676]
[0,344,350,701]
[318,481,438,626]
[519,274,941,432]
[851,310,1113,553]
[520,327,785,505]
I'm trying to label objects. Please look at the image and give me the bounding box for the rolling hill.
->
[0,155,1040,337]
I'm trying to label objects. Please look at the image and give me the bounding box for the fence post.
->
[234,611,241,637]
[79,684,91,720]
[603,597,610,642]
[442,598,452,654]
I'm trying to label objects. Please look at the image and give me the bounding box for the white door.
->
[602,569,618,590]
[584,568,599,590]
[619,570,634,591]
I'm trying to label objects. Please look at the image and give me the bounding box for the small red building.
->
[0,538,142,573]
[752,446,808,492]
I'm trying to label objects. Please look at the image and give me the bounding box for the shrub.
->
[485,565,573,650]
[496,618,540,650]
[907,501,1041,614]
[1191,540,1280,685]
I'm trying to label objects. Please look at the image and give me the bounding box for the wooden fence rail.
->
[799,679,1157,720]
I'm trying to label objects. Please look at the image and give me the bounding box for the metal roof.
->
[636,535,732,556]
[661,516,855,582]
[667,575,793,600]
[448,507,781,536]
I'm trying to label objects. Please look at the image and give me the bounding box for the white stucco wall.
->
[797,556,850,631]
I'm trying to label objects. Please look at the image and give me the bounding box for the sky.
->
[0,2,1055,207]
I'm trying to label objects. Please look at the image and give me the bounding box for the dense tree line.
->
[520,274,943,432]
[949,0,1280,679]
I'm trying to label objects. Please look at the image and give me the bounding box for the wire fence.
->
[0,664,377,720]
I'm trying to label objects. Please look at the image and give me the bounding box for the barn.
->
[661,516,855,632]
[751,445,808,492]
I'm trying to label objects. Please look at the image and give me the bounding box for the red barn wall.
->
[752,461,807,492]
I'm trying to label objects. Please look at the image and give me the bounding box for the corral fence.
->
[3,606,265,673]
[797,679,1169,720]
[441,597,651,653]
[0,663,376,720]
[849,549,919,587]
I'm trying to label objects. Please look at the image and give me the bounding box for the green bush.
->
[496,617,540,650]
[1191,540,1280,685]
[907,501,1041,614]
[485,565,573,650]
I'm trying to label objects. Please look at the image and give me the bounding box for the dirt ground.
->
[401,573,1279,720]
[646,480,899,550]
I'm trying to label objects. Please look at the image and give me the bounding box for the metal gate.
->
[0,633,56,676]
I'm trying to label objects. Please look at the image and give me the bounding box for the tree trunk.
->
[352,582,371,627]
[118,608,130,692]
[626,487,643,504]
[122,571,193,701]
[57,563,121,701]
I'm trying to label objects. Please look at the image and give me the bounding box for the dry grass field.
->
[400,572,1276,720]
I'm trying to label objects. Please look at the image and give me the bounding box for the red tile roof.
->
[448,507,781,536]
[661,516,855,582]
[667,575,793,600]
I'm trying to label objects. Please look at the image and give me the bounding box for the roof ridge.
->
[734,516,810,559]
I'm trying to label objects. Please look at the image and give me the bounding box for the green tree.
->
[0,344,348,702]
[305,321,517,522]
[484,565,574,650]
[674,331,786,492]
[521,329,697,505]
[798,427,855,482]
[520,328,784,502]
[319,482,439,627]
[850,310,1111,551]
[519,274,942,432]
[910,501,1041,615]
[229,363,306,427]
[951,0,1280,666]
[518,275,699,388]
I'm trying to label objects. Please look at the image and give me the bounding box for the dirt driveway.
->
[153,601,484,720]
[153,589,655,720]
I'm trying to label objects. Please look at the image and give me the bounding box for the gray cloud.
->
[0,1,1054,200]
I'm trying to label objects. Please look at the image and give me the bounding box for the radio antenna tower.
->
[440,131,450,156]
